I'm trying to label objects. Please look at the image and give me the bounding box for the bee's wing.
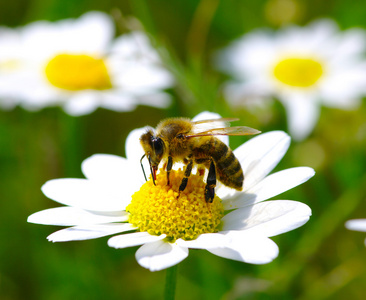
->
[191,118,240,134]
[187,126,261,138]
[192,117,239,125]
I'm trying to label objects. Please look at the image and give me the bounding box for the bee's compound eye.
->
[152,137,164,156]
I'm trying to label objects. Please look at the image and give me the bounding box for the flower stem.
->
[164,265,178,300]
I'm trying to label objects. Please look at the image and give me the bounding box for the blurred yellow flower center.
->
[44,54,112,91]
[127,169,224,242]
[273,57,323,87]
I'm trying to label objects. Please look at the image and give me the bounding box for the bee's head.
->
[140,128,165,184]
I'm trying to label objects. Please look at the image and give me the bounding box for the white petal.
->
[81,154,129,182]
[114,64,173,91]
[222,200,311,237]
[192,111,222,122]
[280,93,320,141]
[109,31,160,63]
[63,92,99,116]
[276,20,338,55]
[217,30,275,78]
[135,92,172,108]
[233,131,290,192]
[47,223,136,242]
[223,167,315,209]
[69,11,114,53]
[23,11,113,60]
[320,66,366,109]
[135,240,189,271]
[98,92,136,111]
[125,127,147,162]
[41,178,131,212]
[27,207,128,226]
[223,81,273,108]
[108,232,166,248]
[328,27,366,61]
[125,127,151,183]
[345,219,366,232]
[176,233,231,249]
[208,232,279,264]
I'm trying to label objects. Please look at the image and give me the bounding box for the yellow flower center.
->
[273,57,324,88]
[127,169,224,242]
[44,54,112,91]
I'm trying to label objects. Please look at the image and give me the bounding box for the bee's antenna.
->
[148,155,156,186]
[140,154,147,182]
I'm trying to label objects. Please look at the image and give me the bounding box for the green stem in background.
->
[165,265,178,300]
[130,0,230,117]
[186,0,220,60]
[59,111,83,176]
[184,0,222,113]
[130,0,157,36]
[298,250,366,300]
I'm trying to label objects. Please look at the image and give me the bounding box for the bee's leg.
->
[167,156,173,185]
[178,160,193,194]
[205,160,216,203]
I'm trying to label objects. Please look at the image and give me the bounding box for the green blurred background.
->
[1,0,366,299]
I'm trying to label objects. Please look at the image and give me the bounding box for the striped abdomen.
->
[193,137,244,190]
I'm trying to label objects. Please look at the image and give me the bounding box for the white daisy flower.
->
[345,219,366,246]
[28,112,314,271]
[218,19,366,140]
[1,11,173,115]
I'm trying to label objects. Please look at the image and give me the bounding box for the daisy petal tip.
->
[107,233,166,249]
[81,153,107,164]
[293,166,316,184]
[192,111,221,122]
[250,239,279,264]
[306,167,316,178]
[249,247,279,265]
[300,202,312,216]
[27,214,36,224]
[40,180,52,194]
[136,241,189,272]
[273,130,291,146]
[267,130,290,139]
[208,235,279,265]
[345,219,366,232]
[40,179,65,198]
[107,235,119,248]
[27,209,55,225]
[296,166,316,178]
[46,234,59,243]
[27,212,47,225]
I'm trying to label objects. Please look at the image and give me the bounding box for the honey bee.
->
[140,117,260,203]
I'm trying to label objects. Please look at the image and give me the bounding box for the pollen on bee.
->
[126,169,224,242]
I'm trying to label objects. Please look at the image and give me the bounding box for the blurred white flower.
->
[345,219,366,246]
[218,19,366,140]
[0,12,173,115]
[28,112,314,271]
[0,26,24,109]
